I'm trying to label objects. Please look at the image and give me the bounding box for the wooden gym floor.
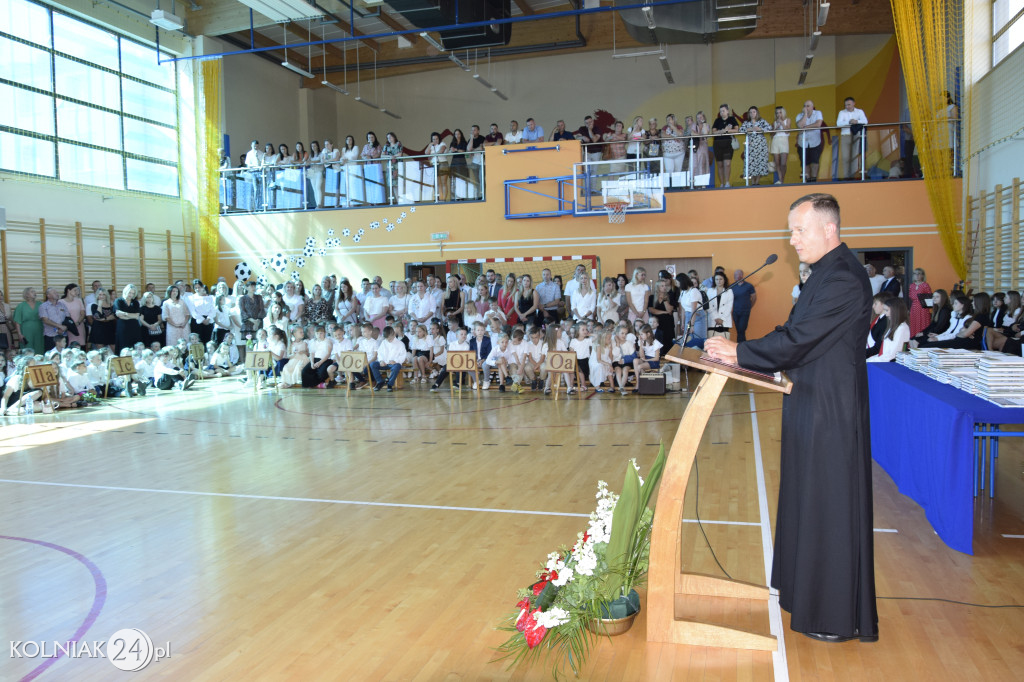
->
[1,377,1023,681]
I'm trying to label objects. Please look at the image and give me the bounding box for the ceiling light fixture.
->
[419,32,446,52]
[236,0,323,23]
[281,60,314,78]
[321,80,348,95]
[817,2,830,27]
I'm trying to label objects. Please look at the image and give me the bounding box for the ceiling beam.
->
[377,10,420,44]
[331,15,381,51]
[513,0,536,16]
[230,29,311,69]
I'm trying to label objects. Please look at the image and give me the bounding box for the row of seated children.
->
[246,313,666,395]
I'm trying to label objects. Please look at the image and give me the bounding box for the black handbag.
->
[63,316,79,336]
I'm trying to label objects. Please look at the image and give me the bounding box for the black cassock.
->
[737,243,878,638]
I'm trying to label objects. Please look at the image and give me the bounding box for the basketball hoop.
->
[604,201,628,224]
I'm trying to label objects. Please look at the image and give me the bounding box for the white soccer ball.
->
[233,261,251,281]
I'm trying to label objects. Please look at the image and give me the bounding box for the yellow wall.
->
[218,141,958,339]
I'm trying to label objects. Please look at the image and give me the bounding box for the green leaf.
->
[602,460,640,598]
[638,442,668,513]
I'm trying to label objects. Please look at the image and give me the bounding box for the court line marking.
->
[0,478,764,525]
[749,390,789,682]
[0,535,107,681]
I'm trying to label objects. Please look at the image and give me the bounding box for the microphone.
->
[681,255,778,346]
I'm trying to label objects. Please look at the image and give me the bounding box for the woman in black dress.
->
[448,129,468,199]
[647,281,676,348]
[442,275,465,330]
[114,284,143,353]
[89,289,117,351]
[515,274,542,328]
[711,104,740,187]
[139,291,164,347]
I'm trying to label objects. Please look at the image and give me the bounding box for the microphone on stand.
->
[681,254,778,347]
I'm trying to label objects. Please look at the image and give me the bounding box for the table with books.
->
[867,351,1024,554]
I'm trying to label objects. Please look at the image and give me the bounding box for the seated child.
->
[484,333,512,392]
[370,325,407,391]
[410,324,432,383]
[569,324,592,390]
[154,349,195,390]
[632,324,663,383]
[279,340,309,388]
[431,326,470,391]
[522,326,546,391]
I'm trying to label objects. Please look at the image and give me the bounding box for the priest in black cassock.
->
[705,193,878,643]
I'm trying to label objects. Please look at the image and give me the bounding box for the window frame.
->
[0,0,180,197]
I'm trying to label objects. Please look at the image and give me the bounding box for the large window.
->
[0,0,179,196]
[993,0,1024,65]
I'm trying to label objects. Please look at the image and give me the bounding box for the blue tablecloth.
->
[867,363,1024,554]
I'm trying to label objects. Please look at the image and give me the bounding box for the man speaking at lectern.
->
[705,193,878,643]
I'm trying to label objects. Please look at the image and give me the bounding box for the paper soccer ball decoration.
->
[270,253,288,273]
[233,262,251,281]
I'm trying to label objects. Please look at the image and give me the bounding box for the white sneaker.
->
[472,383,479,390]
[482,381,490,390]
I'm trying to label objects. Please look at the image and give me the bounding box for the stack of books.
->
[974,355,1024,407]
[920,349,980,384]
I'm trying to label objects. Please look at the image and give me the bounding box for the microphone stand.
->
[680,256,777,347]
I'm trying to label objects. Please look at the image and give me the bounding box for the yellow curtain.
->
[196,58,223,284]
[890,0,967,279]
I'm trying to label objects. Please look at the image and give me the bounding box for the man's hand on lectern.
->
[704,337,739,365]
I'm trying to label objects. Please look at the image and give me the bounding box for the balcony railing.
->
[219,150,486,214]
[219,119,958,214]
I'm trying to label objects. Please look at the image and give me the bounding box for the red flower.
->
[515,607,531,632]
[516,597,531,610]
[523,609,548,648]
[532,569,559,595]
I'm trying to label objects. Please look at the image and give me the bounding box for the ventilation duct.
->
[618,0,760,45]
[387,0,512,50]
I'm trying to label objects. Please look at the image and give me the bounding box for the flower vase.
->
[586,589,641,636]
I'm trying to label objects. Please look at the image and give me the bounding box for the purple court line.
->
[0,535,107,682]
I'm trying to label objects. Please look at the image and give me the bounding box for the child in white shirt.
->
[590,330,614,391]
[410,324,432,383]
[370,325,407,391]
[67,360,93,395]
[633,324,663,377]
[486,316,504,350]
[303,324,335,388]
[523,327,546,391]
[613,321,638,395]
[568,324,592,390]
[350,323,379,389]
[482,298,507,329]
[431,327,470,391]
[484,333,513,392]
[429,321,447,378]
[506,328,526,387]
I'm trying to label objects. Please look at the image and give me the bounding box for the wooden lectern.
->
[647,346,792,651]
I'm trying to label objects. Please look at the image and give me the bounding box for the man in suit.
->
[705,193,878,644]
[880,266,901,297]
[485,269,502,299]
